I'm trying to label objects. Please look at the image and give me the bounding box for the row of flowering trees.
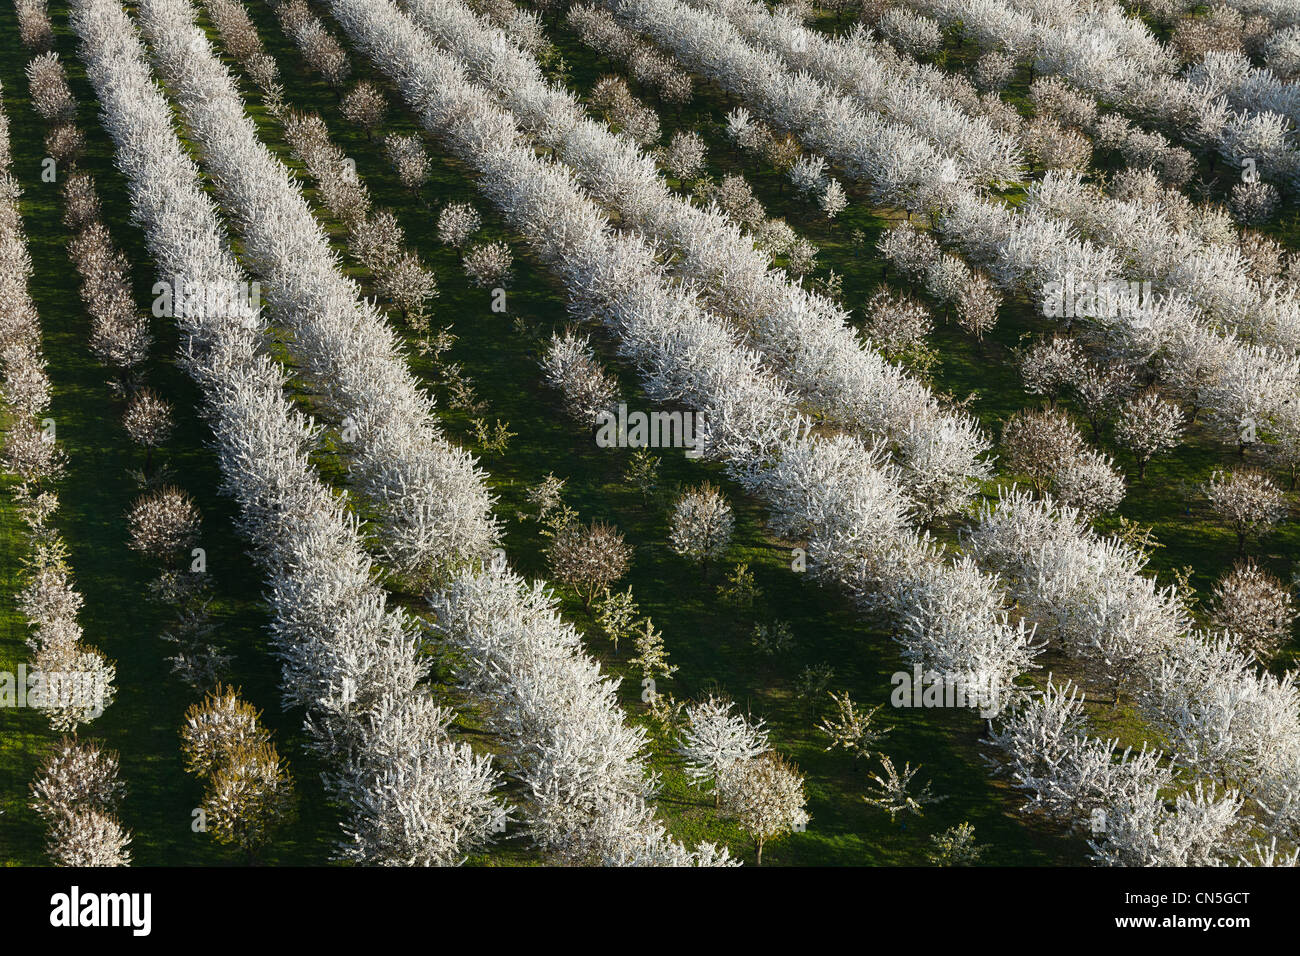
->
[327,0,1043,749]
[1022,169,1300,355]
[401,0,994,520]
[711,0,1204,192]
[137,0,498,586]
[690,0,1026,184]
[26,28,299,859]
[491,0,1298,862]
[50,0,1296,866]
[205,0,449,331]
[973,493,1300,863]
[1212,0,1300,29]
[0,86,116,735]
[565,2,694,105]
[313,0,1300,864]
[598,0,1300,460]
[1,63,128,865]
[71,0,510,864]
[135,0,726,864]
[261,1,802,864]
[903,0,1300,192]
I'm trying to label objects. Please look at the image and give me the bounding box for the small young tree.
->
[1229,181,1279,225]
[26,53,76,125]
[16,0,55,51]
[593,586,639,653]
[462,241,513,288]
[716,562,761,611]
[751,619,795,657]
[375,251,438,329]
[711,174,764,230]
[628,617,676,688]
[1052,448,1126,518]
[862,755,942,823]
[928,822,984,865]
[795,662,835,719]
[677,695,768,798]
[181,686,294,862]
[44,122,85,166]
[1001,407,1083,493]
[1208,560,1296,659]
[660,129,706,182]
[862,287,935,375]
[1115,391,1185,479]
[819,691,892,762]
[546,519,632,607]
[339,81,387,139]
[203,740,294,860]
[297,21,350,89]
[1069,363,1133,439]
[819,179,848,219]
[623,448,660,506]
[181,685,268,778]
[717,751,809,865]
[246,53,280,93]
[127,487,199,564]
[2,416,67,487]
[668,482,733,576]
[1204,468,1287,554]
[30,737,125,821]
[763,133,801,184]
[384,132,430,194]
[122,388,175,475]
[786,238,818,277]
[974,52,1014,91]
[1018,336,1082,406]
[523,472,568,528]
[31,737,130,867]
[541,331,618,425]
[954,273,1000,340]
[60,170,102,232]
[350,208,404,272]
[436,202,481,249]
[46,809,132,867]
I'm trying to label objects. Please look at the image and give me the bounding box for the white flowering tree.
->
[668,482,734,575]
[717,751,808,865]
[1204,468,1287,554]
[678,695,768,798]
[1115,391,1186,479]
[1208,560,1297,659]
